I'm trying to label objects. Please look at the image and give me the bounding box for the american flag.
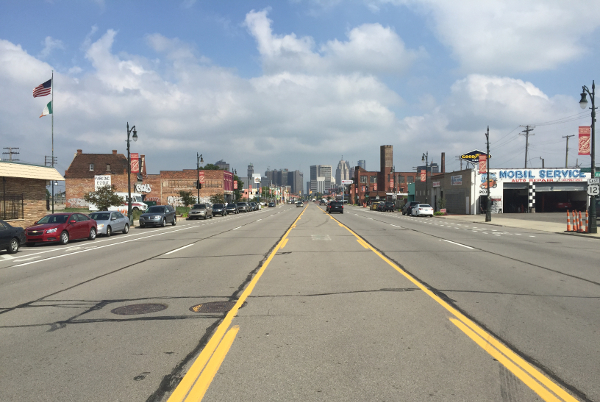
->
[33,79,52,98]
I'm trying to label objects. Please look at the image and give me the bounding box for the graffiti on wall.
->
[67,198,88,207]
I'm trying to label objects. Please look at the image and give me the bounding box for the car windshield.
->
[147,206,166,213]
[213,204,223,208]
[192,204,206,209]
[37,215,69,224]
[237,203,247,206]
[90,213,110,221]
[419,204,432,208]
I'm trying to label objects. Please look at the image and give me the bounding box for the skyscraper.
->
[358,160,366,170]
[335,157,350,187]
[310,165,333,193]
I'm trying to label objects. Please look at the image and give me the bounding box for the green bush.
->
[434,211,445,216]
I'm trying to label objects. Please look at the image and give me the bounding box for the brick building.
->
[350,145,416,205]
[144,169,233,206]
[0,161,64,228]
[65,149,147,208]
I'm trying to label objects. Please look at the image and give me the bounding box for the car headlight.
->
[46,228,58,234]
[153,215,161,219]
[97,224,105,229]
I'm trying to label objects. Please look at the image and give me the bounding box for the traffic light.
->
[196,181,202,189]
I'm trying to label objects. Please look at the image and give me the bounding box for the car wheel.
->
[59,231,69,245]
[8,238,19,254]
[106,226,112,237]
[123,224,129,234]
[172,216,177,226]
[140,222,145,228]
[89,227,97,240]
[161,218,166,227]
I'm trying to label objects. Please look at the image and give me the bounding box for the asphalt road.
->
[0,204,597,401]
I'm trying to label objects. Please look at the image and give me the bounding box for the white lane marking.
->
[443,240,474,249]
[233,226,242,230]
[529,235,535,238]
[257,219,262,221]
[0,254,15,260]
[13,226,197,267]
[165,243,194,255]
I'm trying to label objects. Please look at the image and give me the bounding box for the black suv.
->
[139,205,177,227]
[212,203,227,216]
[328,201,344,214]
[402,201,420,215]
[383,202,395,212]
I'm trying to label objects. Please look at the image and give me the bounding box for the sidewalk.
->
[437,214,600,239]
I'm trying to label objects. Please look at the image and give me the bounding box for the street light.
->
[196,153,204,202]
[126,122,138,224]
[579,80,597,233]
[421,152,428,204]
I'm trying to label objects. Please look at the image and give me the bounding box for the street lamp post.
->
[579,81,597,233]
[196,153,204,202]
[421,152,428,204]
[126,122,138,224]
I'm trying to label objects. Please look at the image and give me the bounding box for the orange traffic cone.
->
[566,210,572,232]
[578,211,583,233]
[584,211,589,233]
[573,211,579,232]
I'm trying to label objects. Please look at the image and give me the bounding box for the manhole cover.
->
[111,303,168,315]
[190,301,237,313]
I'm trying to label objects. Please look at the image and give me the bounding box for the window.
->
[407,176,414,183]
[89,163,94,171]
[106,164,111,172]
[370,176,377,183]
[360,176,367,183]
[399,175,405,183]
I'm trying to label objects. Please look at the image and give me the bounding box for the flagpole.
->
[51,70,54,213]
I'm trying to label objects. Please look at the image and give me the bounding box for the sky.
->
[2,0,600,185]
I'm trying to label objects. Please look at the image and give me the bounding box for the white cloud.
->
[244,8,424,75]
[39,36,64,58]
[370,0,600,74]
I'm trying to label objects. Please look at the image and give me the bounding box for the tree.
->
[201,164,223,170]
[179,190,196,209]
[210,193,225,204]
[84,185,124,211]
[233,175,244,202]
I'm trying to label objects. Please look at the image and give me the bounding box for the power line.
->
[563,135,575,168]
[2,147,19,162]
[519,125,535,168]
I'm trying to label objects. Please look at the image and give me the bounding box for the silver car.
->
[89,211,130,236]
[188,204,213,220]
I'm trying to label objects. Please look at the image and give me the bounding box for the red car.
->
[26,213,97,246]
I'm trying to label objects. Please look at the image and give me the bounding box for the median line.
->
[327,214,578,402]
[443,240,474,249]
[167,206,307,402]
[164,244,194,255]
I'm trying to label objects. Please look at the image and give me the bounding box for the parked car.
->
[370,203,379,211]
[383,202,395,212]
[402,201,420,215]
[226,203,239,214]
[411,204,434,217]
[89,211,130,236]
[139,205,177,227]
[0,220,26,253]
[328,201,344,214]
[212,203,227,216]
[376,202,386,211]
[26,213,97,245]
[249,202,258,211]
[237,202,250,212]
[268,202,276,207]
[188,204,213,220]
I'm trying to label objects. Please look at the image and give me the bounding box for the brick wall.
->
[65,174,129,208]
[2,177,48,228]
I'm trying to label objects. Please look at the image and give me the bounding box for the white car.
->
[411,204,434,217]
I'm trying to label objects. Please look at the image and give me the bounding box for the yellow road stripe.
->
[356,238,369,249]
[450,318,561,402]
[280,238,288,249]
[328,212,578,402]
[167,207,306,402]
[188,326,240,401]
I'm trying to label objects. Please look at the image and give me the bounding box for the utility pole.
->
[2,147,19,162]
[485,126,491,222]
[563,135,574,168]
[520,125,535,168]
[45,156,57,167]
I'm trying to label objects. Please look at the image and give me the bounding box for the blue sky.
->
[2,0,600,184]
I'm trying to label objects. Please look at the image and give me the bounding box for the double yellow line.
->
[167,207,306,402]
[325,210,579,402]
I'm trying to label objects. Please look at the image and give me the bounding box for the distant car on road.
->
[268,202,276,207]
[26,213,97,245]
[139,205,177,227]
[237,202,250,213]
[89,211,130,236]
[328,201,344,214]
[188,204,212,220]
[411,204,434,217]
[212,203,227,216]
[0,220,26,253]
[226,203,239,214]
[296,201,304,207]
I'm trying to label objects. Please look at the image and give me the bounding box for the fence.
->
[1,194,24,220]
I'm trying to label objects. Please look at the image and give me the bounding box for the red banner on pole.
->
[374,183,377,191]
[198,171,205,183]
[579,126,591,155]
[478,154,487,174]
[130,153,139,174]
[420,170,426,182]
[234,180,238,190]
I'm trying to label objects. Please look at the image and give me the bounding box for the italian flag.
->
[40,101,52,118]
